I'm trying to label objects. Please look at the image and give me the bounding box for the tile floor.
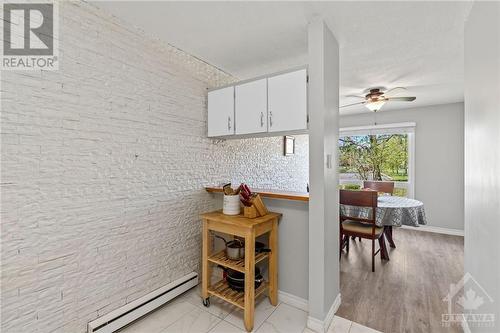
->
[118,286,382,333]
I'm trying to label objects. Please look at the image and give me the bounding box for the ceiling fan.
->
[340,87,416,112]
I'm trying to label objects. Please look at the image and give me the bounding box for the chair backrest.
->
[363,181,395,195]
[339,189,378,224]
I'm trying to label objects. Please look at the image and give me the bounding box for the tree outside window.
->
[339,134,409,196]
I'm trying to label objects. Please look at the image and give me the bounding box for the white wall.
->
[0,2,235,332]
[464,2,500,332]
[340,103,464,231]
[307,19,340,329]
[264,198,309,300]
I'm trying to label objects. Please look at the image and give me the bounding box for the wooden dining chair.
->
[339,189,388,272]
[361,181,397,246]
[363,181,395,195]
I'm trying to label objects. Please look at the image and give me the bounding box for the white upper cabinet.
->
[207,86,234,137]
[235,78,268,135]
[267,69,307,133]
[207,68,307,138]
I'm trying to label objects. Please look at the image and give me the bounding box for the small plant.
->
[343,184,361,190]
[393,188,407,197]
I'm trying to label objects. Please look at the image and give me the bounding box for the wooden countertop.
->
[205,186,309,202]
[200,210,282,228]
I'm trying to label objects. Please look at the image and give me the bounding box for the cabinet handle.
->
[260,112,264,127]
[228,116,231,131]
[269,111,273,128]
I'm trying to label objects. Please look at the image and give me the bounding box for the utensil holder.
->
[223,194,241,215]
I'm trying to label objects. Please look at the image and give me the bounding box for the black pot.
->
[225,267,263,291]
[255,242,271,254]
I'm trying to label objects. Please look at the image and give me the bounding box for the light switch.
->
[326,154,332,169]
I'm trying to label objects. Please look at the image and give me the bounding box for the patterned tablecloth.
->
[340,195,427,227]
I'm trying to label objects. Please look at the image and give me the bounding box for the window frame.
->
[339,122,416,198]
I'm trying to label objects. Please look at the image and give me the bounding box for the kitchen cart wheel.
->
[202,298,210,307]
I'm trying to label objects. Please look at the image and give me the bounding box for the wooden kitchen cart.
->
[200,211,281,332]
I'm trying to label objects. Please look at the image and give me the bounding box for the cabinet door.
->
[268,69,307,133]
[235,78,268,135]
[208,86,234,137]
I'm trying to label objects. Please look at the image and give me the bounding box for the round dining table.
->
[340,195,427,249]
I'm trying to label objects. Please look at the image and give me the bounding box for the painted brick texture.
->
[0,2,309,333]
[220,135,309,193]
[0,2,234,332]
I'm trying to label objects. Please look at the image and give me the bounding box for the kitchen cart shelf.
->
[208,280,268,309]
[200,210,281,332]
[208,250,269,273]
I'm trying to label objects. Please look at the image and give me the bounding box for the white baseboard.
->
[278,290,308,311]
[401,225,464,236]
[306,316,324,333]
[306,293,341,333]
[324,294,341,331]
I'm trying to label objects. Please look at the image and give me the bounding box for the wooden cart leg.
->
[244,233,255,332]
[202,220,211,300]
[268,219,278,306]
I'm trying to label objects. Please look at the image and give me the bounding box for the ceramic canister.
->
[223,194,240,215]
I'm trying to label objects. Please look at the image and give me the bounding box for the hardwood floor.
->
[337,228,464,333]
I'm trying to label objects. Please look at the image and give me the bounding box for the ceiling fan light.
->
[365,100,386,112]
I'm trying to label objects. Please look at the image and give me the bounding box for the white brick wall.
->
[0,2,235,332]
[218,135,309,193]
[0,2,308,333]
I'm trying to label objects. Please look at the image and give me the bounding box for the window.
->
[339,122,415,198]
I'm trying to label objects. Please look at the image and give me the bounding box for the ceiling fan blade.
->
[384,87,407,96]
[385,96,416,102]
[344,94,365,99]
[340,101,366,108]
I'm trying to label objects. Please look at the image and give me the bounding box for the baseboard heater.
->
[87,272,198,333]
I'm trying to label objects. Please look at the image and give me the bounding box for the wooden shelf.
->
[205,186,309,202]
[208,250,269,273]
[208,279,268,309]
